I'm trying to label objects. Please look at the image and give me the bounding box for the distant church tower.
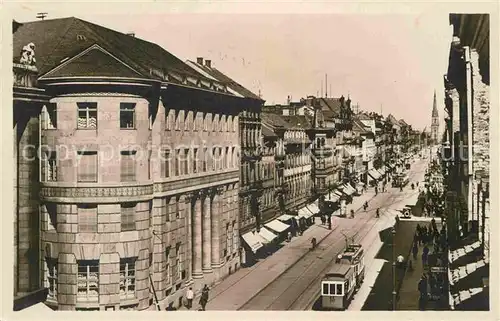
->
[431,90,439,145]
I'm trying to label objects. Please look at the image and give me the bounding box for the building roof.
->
[352,118,371,134]
[13,17,235,96]
[262,112,289,129]
[398,119,409,127]
[357,113,374,121]
[187,60,263,101]
[281,115,313,129]
[386,114,400,126]
[262,123,278,138]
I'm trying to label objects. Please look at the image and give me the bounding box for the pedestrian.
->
[287,231,292,242]
[199,285,209,311]
[422,245,429,267]
[311,237,317,250]
[321,215,326,225]
[165,302,177,311]
[185,287,194,310]
[418,274,428,310]
[412,241,418,260]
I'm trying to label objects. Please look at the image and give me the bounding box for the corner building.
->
[14,17,243,311]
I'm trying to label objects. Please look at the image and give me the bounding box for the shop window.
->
[77,260,99,302]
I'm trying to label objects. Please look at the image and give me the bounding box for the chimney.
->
[197,57,204,65]
[127,32,135,37]
[205,60,212,68]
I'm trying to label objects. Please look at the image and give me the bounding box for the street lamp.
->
[391,227,397,311]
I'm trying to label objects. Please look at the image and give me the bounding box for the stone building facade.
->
[13,17,248,311]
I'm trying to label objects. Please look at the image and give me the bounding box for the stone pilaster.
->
[192,194,203,279]
[211,187,223,268]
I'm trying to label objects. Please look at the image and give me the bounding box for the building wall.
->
[15,102,42,296]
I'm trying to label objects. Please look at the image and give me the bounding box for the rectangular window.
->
[162,197,169,222]
[165,109,173,130]
[121,203,136,231]
[120,102,136,129]
[119,258,136,299]
[232,221,238,254]
[42,104,57,129]
[45,257,58,300]
[183,149,189,175]
[161,149,171,178]
[226,223,232,255]
[203,148,207,172]
[322,283,329,295]
[121,151,136,182]
[77,151,98,182]
[175,149,181,176]
[165,247,171,286]
[78,204,97,233]
[176,243,182,280]
[336,284,343,296]
[77,260,99,302]
[193,148,198,173]
[147,150,152,180]
[44,151,57,182]
[77,102,97,129]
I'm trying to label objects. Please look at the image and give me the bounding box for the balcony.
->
[13,63,38,88]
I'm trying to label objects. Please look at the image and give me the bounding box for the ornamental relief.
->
[40,185,154,199]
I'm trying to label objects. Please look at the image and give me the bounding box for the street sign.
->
[431,267,447,273]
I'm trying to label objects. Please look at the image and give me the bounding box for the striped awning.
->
[344,183,356,194]
[449,287,484,310]
[258,227,278,243]
[241,232,264,253]
[448,241,481,264]
[265,219,290,233]
[298,207,314,219]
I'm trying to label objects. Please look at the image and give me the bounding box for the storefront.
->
[368,168,382,185]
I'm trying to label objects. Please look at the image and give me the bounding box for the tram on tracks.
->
[319,243,365,310]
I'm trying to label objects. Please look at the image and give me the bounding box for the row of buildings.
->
[12,17,420,311]
[441,14,490,310]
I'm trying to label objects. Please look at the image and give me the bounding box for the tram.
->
[319,244,366,310]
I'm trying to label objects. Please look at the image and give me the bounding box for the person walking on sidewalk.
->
[422,245,430,267]
[199,285,209,311]
[412,241,418,260]
[185,287,194,310]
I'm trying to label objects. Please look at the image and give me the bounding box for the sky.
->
[6,1,471,131]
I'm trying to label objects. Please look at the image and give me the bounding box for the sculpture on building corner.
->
[19,42,36,65]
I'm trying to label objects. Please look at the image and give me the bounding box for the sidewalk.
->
[179,222,334,311]
[180,191,377,311]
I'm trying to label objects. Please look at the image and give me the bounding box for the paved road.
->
[239,156,430,311]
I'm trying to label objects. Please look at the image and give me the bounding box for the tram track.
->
[238,192,398,311]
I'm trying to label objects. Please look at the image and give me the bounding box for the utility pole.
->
[392,227,397,311]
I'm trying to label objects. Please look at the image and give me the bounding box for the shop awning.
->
[449,287,485,310]
[241,232,264,253]
[325,193,340,203]
[377,168,386,176]
[405,192,420,207]
[345,183,356,194]
[449,258,488,286]
[306,203,320,215]
[258,227,278,243]
[298,206,314,219]
[368,169,381,180]
[342,185,355,196]
[276,214,294,222]
[265,219,290,233]
[298,206,311,217]
[448,241,481,264]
